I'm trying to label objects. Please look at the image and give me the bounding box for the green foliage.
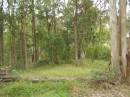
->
[0,81,70,97]
[86,44,110,60]
[42,32,69,64]
[2,0,110,67]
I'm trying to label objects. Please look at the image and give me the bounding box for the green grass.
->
[0,59,109,97]
[14,59,108,79]
[0,80,90,97]
[0,81,72,97]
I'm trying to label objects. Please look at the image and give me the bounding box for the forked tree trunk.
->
[110,0,128,80]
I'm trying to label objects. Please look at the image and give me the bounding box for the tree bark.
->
[74,0,79,65]
[9,0,17,68]
[0,0,4,65]
[119,0,127,79]
[19,0,27,69]
[32,0,37,64]
[109,0,120,74]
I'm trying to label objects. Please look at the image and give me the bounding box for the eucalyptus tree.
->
[74,0,78,64]
[18,0,28,69]
[66,0,100,62]
[35,0,67,64]
[31,0,37,64]
[109,0,120,75]
[7,0,17,67]
[119,0,127,79]
[110,0,128,80]
[0,0,4,65]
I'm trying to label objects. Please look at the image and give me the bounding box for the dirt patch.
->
[71,84,130,97]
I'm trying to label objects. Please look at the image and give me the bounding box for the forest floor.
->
[71,83,130,97]
[15,59,108,79]
[0,59,130,97]
[0,80,130,97]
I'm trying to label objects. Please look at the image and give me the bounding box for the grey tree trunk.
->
[109,0,120,74]
[119,0,127,79]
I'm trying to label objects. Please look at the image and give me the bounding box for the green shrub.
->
[86,44,110,60]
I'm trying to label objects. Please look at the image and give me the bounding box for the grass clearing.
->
[0,59,112,97]
[14,59,108,79]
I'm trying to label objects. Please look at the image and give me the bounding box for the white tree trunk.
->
[110,0,120,72]
[120,0,127,78]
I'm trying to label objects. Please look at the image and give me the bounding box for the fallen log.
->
[0,67,18,83]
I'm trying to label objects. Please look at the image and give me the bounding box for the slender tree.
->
[19,0,27,69]
[0,0,4,65]
[32,0,37,64]
[8,0,17,67]
[74,0,79,64]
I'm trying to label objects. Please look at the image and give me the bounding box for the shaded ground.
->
[72,84,130,97]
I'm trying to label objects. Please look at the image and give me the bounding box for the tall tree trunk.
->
[32,0,37,64]
[74,0,78,65]
[110,0,120,74]
[19,0,27,69]
[119,0,127,79]
[0,0,4,65]
[9,0,17,68]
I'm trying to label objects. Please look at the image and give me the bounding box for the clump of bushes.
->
[86,44,110,60]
